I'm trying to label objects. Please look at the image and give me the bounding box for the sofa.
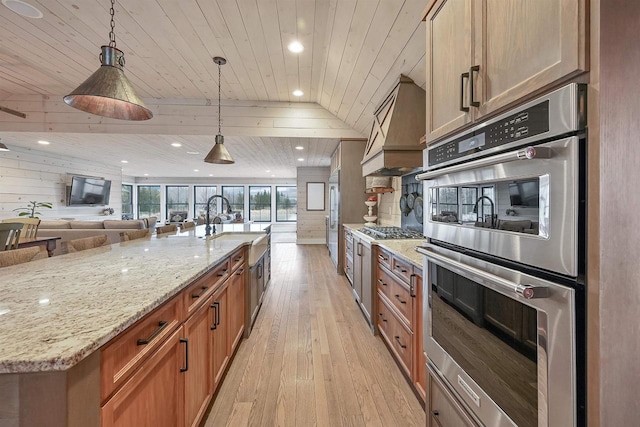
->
[38,217,157,255]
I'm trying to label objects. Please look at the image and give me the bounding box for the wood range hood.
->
[361,75,426,177]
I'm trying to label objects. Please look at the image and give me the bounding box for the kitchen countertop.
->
[0,228,265,374]
[343,224,425,268]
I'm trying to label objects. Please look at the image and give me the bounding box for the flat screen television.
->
[68,176,112,206]
[508,179,539,207]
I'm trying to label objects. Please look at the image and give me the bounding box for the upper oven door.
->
[420,136,580,277]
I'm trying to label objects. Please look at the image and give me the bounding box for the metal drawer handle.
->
[377,278,387,287]
[378,254,388,261]
[191,286,208,298]
[394,336,407,349]
[217,268,228,277]
[395,265,407,273]
[179,338,189,372]
[460,71,469,112]
[378,313,387,322]
[432,410,443,427]
[137,321,168,345]
[236,268,245,275]
[409,274,416,298]
[210,302,219,330]
[469,65,480,107]
[394,294,407,304]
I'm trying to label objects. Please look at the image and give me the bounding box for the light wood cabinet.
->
[101,328,186,427]
[375,246,425,402]
[210,283,229,388]
[424,0,587,143]
[428,364,479,427]
[183,299,212,427]
[344,228,354,284]
[101,247,248,427]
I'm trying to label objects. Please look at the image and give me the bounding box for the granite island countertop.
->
[0,228,265,374]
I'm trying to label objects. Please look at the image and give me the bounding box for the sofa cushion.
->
[103,220,145,229]
[69,220,104,229]
[39,220,71,229]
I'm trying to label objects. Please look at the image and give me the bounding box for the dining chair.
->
[63,235,111,253]
[119,229,151,242]
[180,221,196,230]
[156,224,177,234]
[0,223,23,251]
[0,246,47,268]
[2,217,41,238]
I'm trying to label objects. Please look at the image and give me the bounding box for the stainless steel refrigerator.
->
[328,170,340,267]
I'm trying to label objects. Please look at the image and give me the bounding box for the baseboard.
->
[295,238,326,245]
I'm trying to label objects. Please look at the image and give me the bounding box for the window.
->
[194,186,217,222]
[222,186,244,217]
[276,186,297,222]
[138,185,161,219]
[481,186,495,223]
[121,184,133,220]
[166,186,189,222]
[437,187,459,216]
[249,186,271,222]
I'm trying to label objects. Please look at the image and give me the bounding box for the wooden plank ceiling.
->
[0,0,426,178]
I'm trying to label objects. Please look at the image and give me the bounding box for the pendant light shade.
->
[204,56,234,164]
[64,46,152,120]
[0,141,9,152]
[63,0,152,121]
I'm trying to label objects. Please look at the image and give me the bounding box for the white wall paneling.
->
[296,167,330,244]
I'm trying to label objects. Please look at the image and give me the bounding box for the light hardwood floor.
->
[204,243,426,427]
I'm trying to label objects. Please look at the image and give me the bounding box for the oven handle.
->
[415,146,552,181]
[416,245,549,299]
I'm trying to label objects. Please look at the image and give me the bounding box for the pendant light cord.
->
[108,0,117,48]
[218,60,222,136]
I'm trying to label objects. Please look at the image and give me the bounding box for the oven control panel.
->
[429,100,550,167]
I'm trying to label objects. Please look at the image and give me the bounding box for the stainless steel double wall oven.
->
[417,83,586,427]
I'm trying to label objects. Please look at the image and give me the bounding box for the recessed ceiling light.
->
[143,173,149,176]
[38,298,50,305]
[265,170,270,173]
[37,140,50,145]
[295,146,303,150]
[2,0,43,18]
[271,175,275,177]
[292,89,304,97]
[209,174,213,177]
[171,142,182,147]
[121,160,128,163]
[187,151,200,155]
[288,41,304,53]
[298,158,304,161]
[193,169,199,172]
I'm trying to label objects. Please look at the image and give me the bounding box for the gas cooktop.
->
[358,226,425,240]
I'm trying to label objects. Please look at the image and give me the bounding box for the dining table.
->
[17,235,61,257]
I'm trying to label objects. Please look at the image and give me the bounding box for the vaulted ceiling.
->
[0,0,426,178]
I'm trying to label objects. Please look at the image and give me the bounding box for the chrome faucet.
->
[205,195,233,236]
[472,195,495,228]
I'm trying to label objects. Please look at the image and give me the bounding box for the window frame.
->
[222,186,245,218]
[193,185,218,222]
[121,184,133,220]
[248,186,272,222]
[137,185,161,219]
[276,186,297,222]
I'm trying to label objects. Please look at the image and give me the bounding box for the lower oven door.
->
[417,243,576,427]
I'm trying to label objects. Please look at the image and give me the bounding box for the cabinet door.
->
[474,0,586,117]
[102,329,186,427]
[210,285,229,389]
[425,0,474,143]
[183,299,212,427]
[228,266,245,352]
[360,242,372,324]
[483,289,523,340]
[413,273,427,402]
[353,239,363,301]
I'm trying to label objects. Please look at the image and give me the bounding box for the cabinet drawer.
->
[429,365,479,427]
[391,256,414,284]
[376,247,392,270]
[183,261,229,317]
[388,274,413,328]
[376,265,394,300]
[345,236,353,254]
[378,296,412,378]
[230,248,246,273]
[101,295,182,402]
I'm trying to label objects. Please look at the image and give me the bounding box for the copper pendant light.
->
[204,56,234,164]
[63,0,152,121]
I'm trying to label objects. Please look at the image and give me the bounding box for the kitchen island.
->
[0,225,268,427]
